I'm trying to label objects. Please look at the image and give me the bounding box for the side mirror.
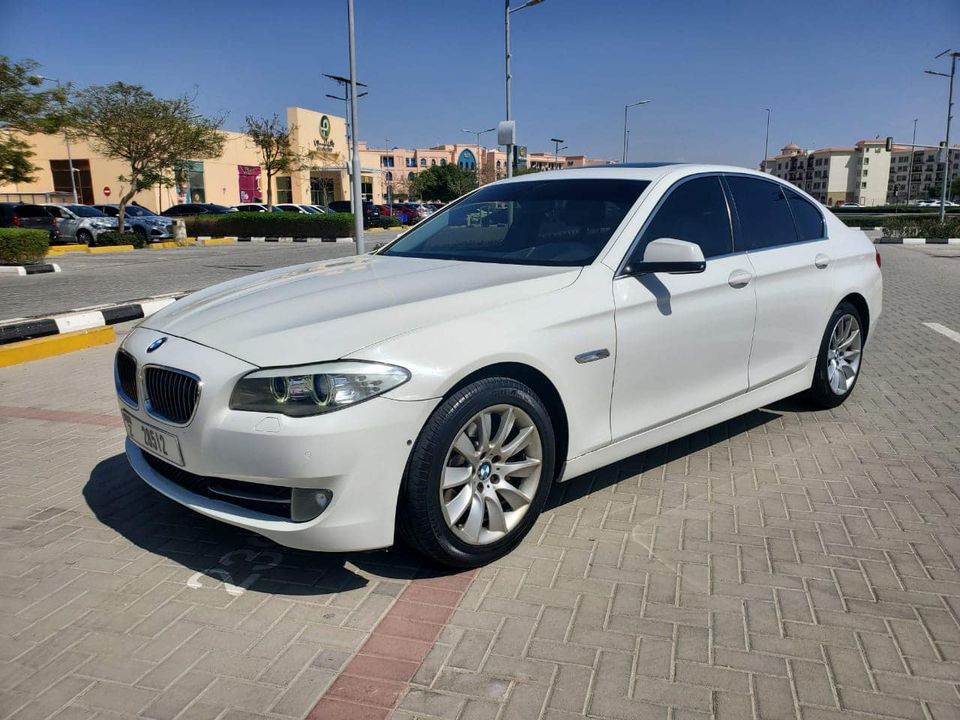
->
[626,238,706,275]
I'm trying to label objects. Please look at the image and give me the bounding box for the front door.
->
[611,175,757,441]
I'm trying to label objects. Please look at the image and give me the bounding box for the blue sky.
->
[3,0,958,166]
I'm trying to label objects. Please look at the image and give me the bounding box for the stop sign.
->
[103,186,111,197]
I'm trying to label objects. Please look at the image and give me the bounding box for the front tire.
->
[398,377,555,568]
[805,301,864,408]
[77,229,93,246]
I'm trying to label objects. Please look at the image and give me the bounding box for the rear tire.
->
[398,377,555,568]
[805,301,864,409]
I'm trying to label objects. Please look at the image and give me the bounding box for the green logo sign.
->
[319,115,331,140]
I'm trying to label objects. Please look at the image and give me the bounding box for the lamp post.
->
[762,108,772,172]
[925,49,958,222]
[622,100,651,163]
[906,118,918,205]
[505,0,547,178]
[550,137,566,169]
[463,127,495,183]
[35,76,78,203]
[345,1,364,253]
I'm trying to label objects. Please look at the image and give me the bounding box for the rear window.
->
[726,176,798,251]
[14,204,50,217]
[66,205,106,217]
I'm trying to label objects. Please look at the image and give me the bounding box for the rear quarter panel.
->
[824,213,882,341]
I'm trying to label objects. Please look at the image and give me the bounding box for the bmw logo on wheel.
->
[146,337,167,353]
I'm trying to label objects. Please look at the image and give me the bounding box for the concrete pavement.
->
[1,243,959,719]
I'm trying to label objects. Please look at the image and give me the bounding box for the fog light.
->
[290,488,333,522]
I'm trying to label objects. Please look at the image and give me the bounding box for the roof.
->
[497,163,776,185]
[809,147,855,155]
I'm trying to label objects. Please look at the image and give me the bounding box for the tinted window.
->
[785,189,825,240]
[66,205,105,217]
[726,177,798,250]
[384,179,649,267]
[15,204,50,217]
[633,176,732,260]
[45,206,67,218]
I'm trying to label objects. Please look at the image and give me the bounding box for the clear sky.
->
[3,0,958,167]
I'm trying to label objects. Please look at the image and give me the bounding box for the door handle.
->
[815,253,830,269]
[728,269,752,289]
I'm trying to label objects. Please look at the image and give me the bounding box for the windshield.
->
[382,179,649,266]
[124,206,156,217]
[65,205,107,217]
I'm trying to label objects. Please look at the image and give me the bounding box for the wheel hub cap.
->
[826,313,862,396]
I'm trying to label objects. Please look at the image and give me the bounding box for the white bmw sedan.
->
[115,164,882,567]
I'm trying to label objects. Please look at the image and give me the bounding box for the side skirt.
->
[559,363,814,482]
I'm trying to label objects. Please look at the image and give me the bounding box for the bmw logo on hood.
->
[146,337,167,353]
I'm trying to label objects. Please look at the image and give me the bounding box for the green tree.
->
[950,174,960,202]
[407,163,478,202]
[0,57,68,184]
[72,82,225,232]
[243,114,305,210]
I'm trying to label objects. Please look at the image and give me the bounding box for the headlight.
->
[229,361,410,417]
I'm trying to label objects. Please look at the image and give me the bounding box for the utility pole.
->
[763,108,771,172]
[925,49,958,222]
[346,0,364,253]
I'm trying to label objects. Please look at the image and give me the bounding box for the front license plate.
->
[122,411,184,466]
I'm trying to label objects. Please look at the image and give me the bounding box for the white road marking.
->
[923,322,960,345]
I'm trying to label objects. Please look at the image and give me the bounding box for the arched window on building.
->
[440,159,447,166]
[385,171,393,182]
[457,148,477,170]
[431,159,437,166]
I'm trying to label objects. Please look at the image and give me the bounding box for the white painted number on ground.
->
[187,535,282,596]
[923,322,960,345]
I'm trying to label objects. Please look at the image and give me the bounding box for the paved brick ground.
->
[0,231,402,320]
[1,243,959,719]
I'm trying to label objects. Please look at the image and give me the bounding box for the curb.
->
[194,237,237,246]
[237,236,355,243]
[0,294,182,345]
[0,263,61,276]
[87,244,135,254]
[874,238,960,245]
[0,326,116,367]
[46,245,87,257]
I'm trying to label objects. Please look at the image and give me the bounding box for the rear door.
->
[14,204,54,231]
[724,175,833,388]
[610,175,757,440]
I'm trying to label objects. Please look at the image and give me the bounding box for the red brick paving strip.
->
[309,571,478,720]
[0,404,123,427]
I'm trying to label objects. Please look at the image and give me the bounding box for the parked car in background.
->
[161,203,233,217]
[114,164,882,567]
[836,202,860,209]
[328,200,382,227]
[309,205,329,214]
[0,202,61,243]
[231,203,280,213]
[377,204,412,224]
[43,204,117,244]
[274,203,323,214]
[93,204,173,243]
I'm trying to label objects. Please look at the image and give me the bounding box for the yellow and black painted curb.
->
[0,326,116,367]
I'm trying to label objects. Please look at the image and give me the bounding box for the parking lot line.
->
[922,322,960,344]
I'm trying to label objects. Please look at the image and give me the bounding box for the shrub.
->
[94,231,143,248]
[377,215,401,228]
[879,216,960,239]
[0,228,50,265]
[185,212,355,239]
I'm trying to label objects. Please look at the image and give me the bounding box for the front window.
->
[382,179,649,267]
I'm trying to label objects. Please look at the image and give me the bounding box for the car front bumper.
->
[118,326,437,552]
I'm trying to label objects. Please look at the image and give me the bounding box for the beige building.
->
[762,139,960,206]
[2,105,613,210]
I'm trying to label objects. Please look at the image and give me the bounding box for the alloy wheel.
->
[826,313,862,395]
[439,404,542,545]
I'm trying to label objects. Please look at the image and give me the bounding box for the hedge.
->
[0,228,50,265]
[185,212,355,239]
[94,231,144,248]
[879,217,960,239]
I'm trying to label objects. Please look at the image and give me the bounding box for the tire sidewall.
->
[406,378,555,567]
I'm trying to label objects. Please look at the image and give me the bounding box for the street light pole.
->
[505,0,546,179]
[346,0,364,253]
[906,118,918,205]
[926,50,958,223]
[550,138,566,168]
[622,100,651,163]
[462,128,495,184]
[763,108,771,172]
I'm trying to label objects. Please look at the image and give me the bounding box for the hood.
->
[142,254,579,366]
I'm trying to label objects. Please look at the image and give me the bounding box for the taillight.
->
[11,215,20,227]
[875,249,881,269]
[51,217,57,227]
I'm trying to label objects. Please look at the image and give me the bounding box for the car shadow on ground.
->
[85,405,784,595]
